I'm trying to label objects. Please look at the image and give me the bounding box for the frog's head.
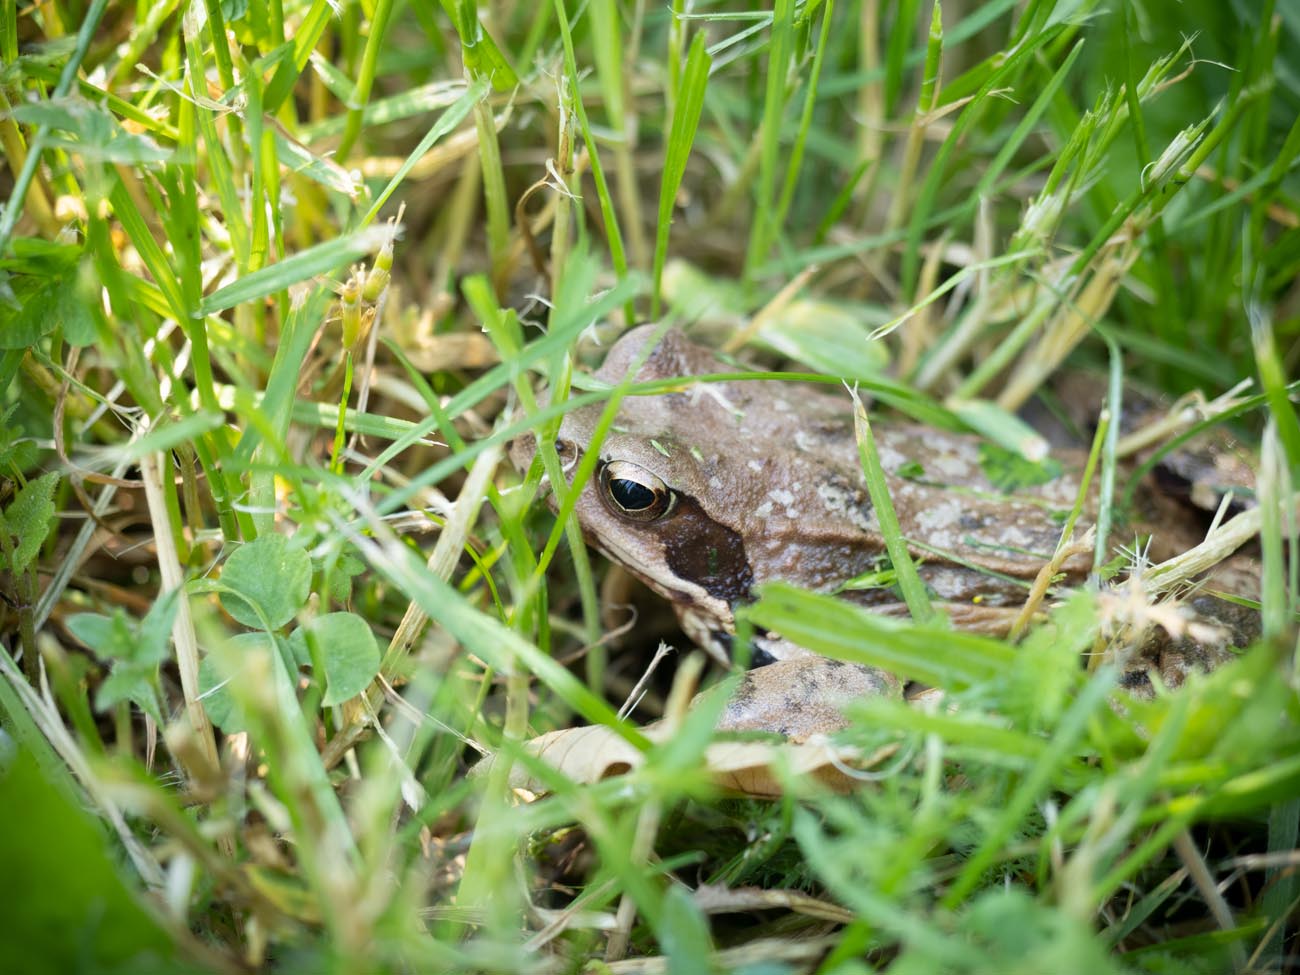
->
[509,326,757,663]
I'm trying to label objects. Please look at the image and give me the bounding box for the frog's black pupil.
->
[611,478,656,511]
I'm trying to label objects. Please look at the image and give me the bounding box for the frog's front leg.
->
[715,658,902,740]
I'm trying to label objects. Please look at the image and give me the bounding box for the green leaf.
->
[136,587,180,665]
[897,460,925,480]
[2,470,59,574]
[323,551,366,604]
[660,885,715,975]
[910,889,1127,975]
[0,236,80,274]
[0,279,60,348]
[0,424,39,474]
[1007,590,1097,726]
[288,612,381,705]
[272,129,359,197]
[361,76,489,226]
[0,355,21,407]
[1,264,96,348]
[742,0,795,275]
[8,95,170,165]
[977,441,1063,492]
[852,395,936,624]
[0,754,183,971]
[67,592,177,720]
[58,272,97,345]
[199,631,278,733]
[218,534,312,629]
[438,0,518,90]
[67,593,176,666]
[66,609,136,662]
[950,398,1051,463]
[95,663,162,722]
[84,411,225,468]
[754,300,892,380]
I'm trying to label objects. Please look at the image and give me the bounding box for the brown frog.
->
[512,325,1258,738]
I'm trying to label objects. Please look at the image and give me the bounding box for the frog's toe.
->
[716,659,901,740]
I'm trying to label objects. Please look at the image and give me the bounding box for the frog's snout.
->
[506,432,538,474]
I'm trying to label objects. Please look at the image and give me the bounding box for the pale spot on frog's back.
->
[917,501,961,529]
[794,430,819,453]
[816,479,874,534]
[931,452,974,481]
[877,444,907,470]
[915,499,963,550]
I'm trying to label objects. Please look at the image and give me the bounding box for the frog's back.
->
[590,326,1089,589]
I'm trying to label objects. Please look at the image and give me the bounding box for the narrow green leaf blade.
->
[652,32,711,318]
[198,225,397,316]
[851,395,936,624]
[740,582,1015,689]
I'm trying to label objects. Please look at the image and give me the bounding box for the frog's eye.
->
[599,461,675,522]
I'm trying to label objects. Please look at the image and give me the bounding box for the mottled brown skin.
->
[511,326,1256,739]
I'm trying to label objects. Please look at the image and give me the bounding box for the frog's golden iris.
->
[599,460,676,522]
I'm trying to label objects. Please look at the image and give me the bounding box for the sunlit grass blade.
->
[357,530,647,746]
[4,0,1296,969]
[199,225,397,315]
[742,0,795,279]
[850,391,936,624]
[941,669,1116,908]
[900,19,1066,297]
[652,31,710,318]
[741,584,1007,689]
[262,0,334,113]
[362,78,488,226]
[553,0,631,319]
[0,0,109,253]
[590,0,648,270]
[886,0,942,233]
[334,0,396,161]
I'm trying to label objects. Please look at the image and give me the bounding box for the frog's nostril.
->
[555,440,579,470]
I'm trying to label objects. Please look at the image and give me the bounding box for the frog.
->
[511,325,1259,739]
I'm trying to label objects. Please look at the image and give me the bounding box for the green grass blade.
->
[199,226,397,316]
[361,78,488,227]
[741,583,1010,689]
[851,391,936,624]
[0,0,108,253]
[334,0,397,161]
[652,31,711,319]
[742,0,795,278]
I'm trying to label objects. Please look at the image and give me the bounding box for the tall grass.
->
[0,0,1297,972]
